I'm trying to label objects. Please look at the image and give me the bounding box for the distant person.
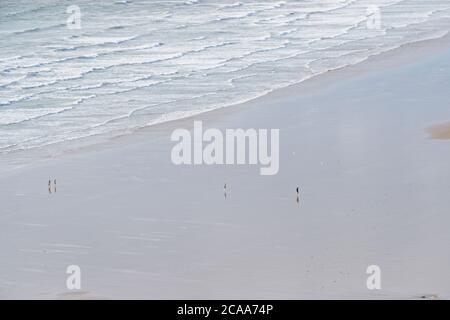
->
[296,186,300,204]
[54,179,57,193]
[224,183,227,199]
[48,180,52,194]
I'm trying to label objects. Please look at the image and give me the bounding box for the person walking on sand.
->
[48,180,52,194]
[54,179,57,193]
[224,183,227,199]
[296,186,300,203]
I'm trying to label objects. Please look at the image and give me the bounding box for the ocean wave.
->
[0,94,99,129]
[107,25,126,30]
[0,55,23,63]
[114,0,133,5]
[219,2,243,10]
[0,75,27,88]
[0,106,75,126]
[184,0,199,5]
[11,23,65,36]
[53,35,143,51]
[0,40,162,74]
[0,94,34,106]
[3,5,47,19]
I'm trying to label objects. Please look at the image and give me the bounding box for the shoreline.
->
[1,31,450,177]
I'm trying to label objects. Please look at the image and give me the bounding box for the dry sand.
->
[427,122,450,139]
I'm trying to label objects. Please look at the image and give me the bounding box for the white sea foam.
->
[0,0,450,155]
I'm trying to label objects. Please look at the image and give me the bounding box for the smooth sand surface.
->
[1,35,450,299]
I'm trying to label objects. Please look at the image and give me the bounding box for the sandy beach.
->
[1,32,450,299]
